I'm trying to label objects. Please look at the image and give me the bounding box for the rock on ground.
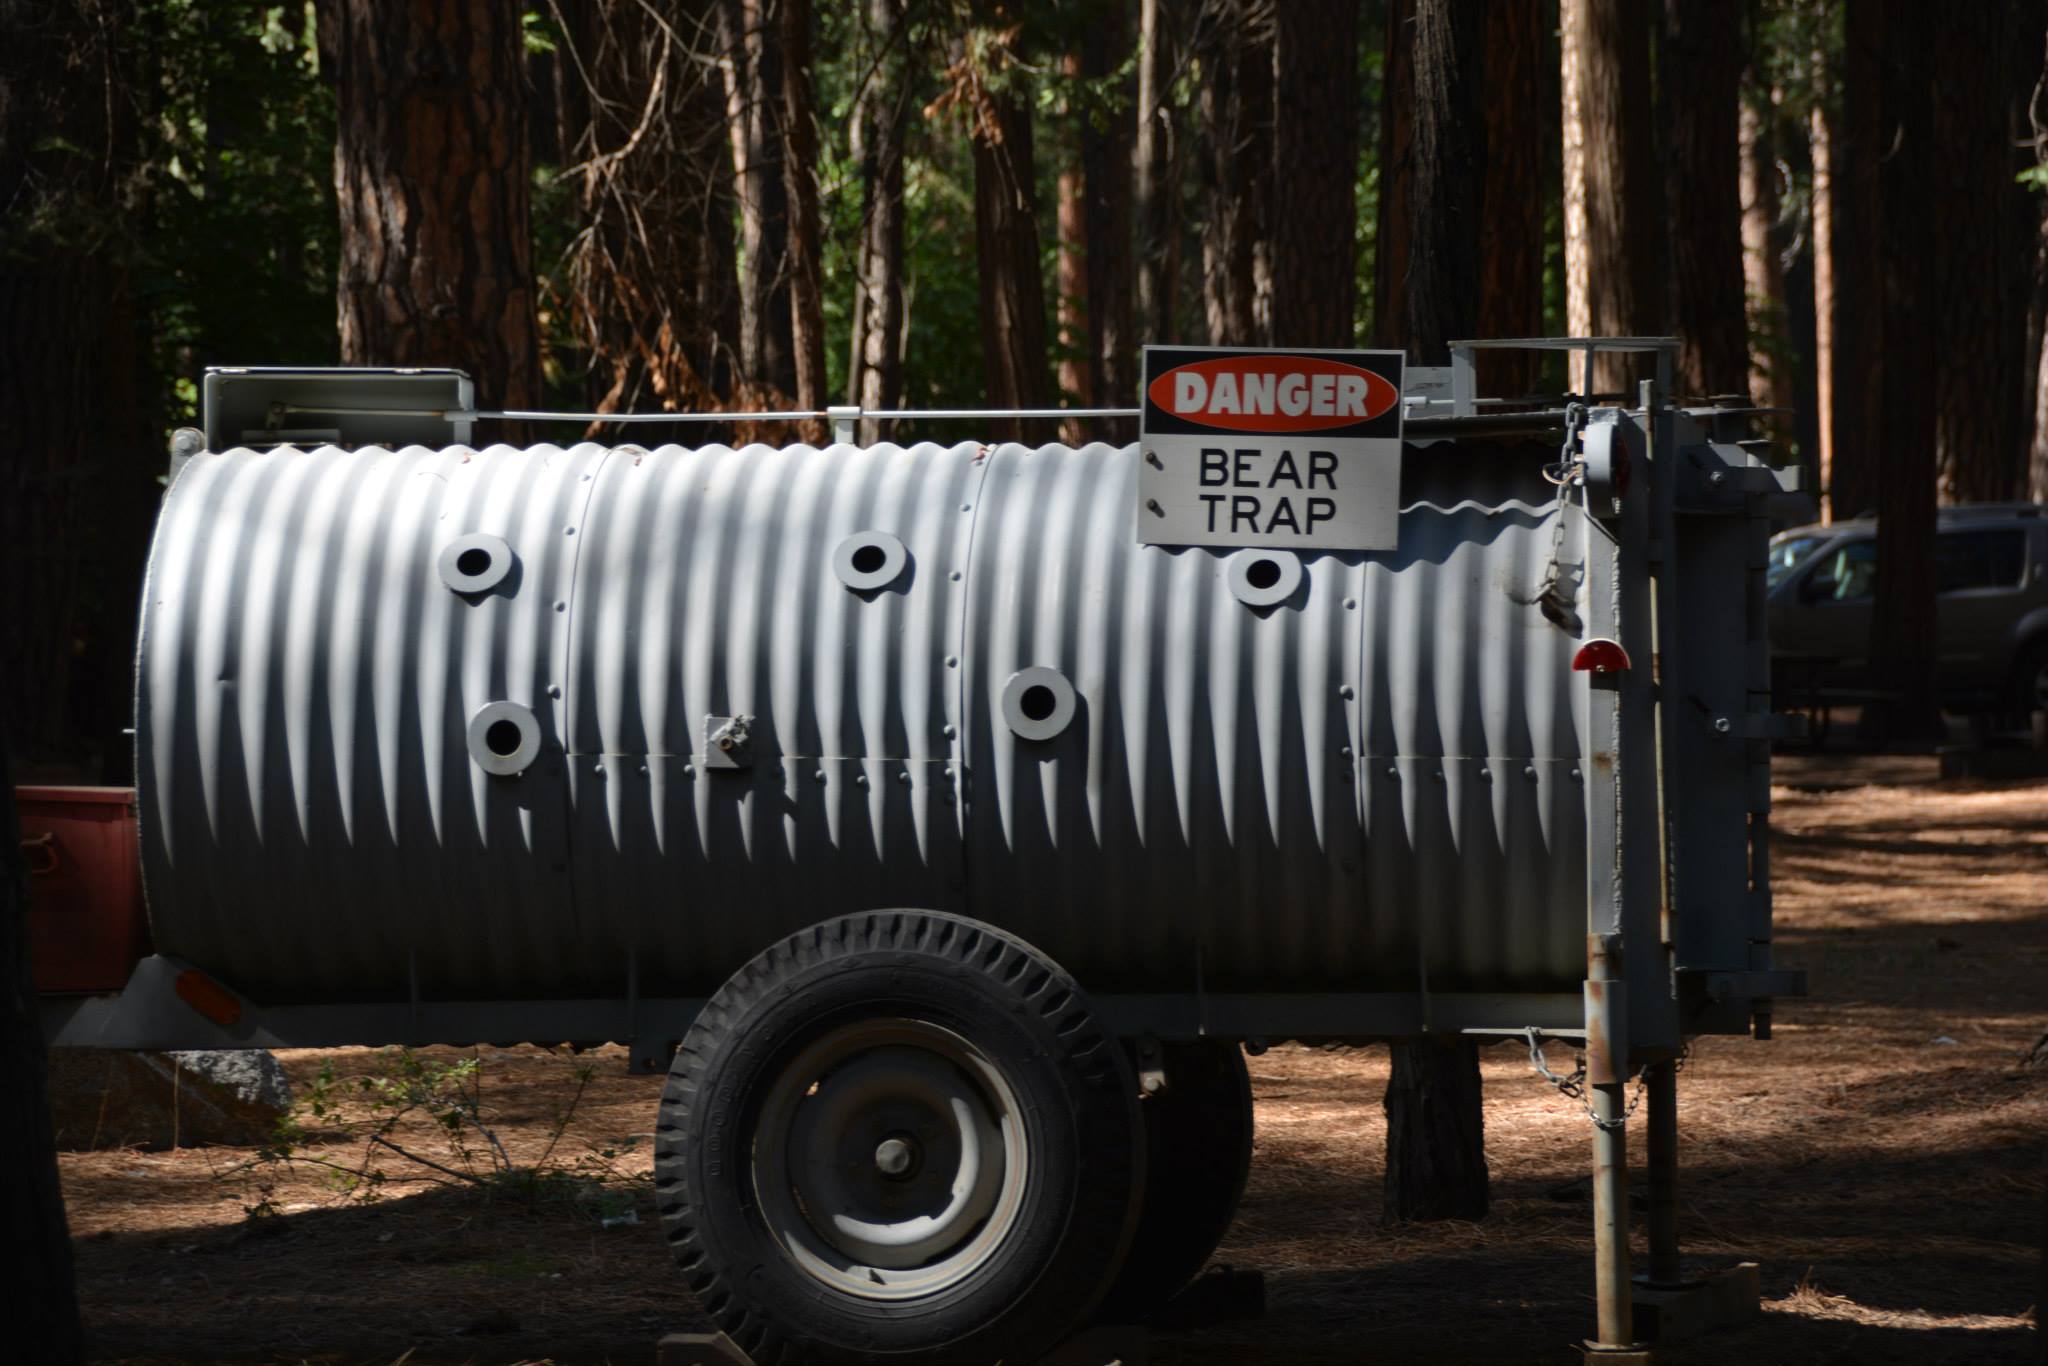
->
[46,1049,291,1150]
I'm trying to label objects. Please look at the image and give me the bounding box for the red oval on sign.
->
[1147,355,1399,433]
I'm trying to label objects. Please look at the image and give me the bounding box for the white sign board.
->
[1137,346,1406,551]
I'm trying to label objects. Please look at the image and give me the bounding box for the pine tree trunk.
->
[333,0,537,435]
[720,0,796,404]
[967,25,1051,442]
[1560,0,1657,395]
[1810,57,1840,518]
[1200,0,1271,348]
[1271,0,1361,347]
[1404,0,1481,366]
[1738,92,1792,424]
[779,0,825,435]
[1661,0,1745,399]
[1864,0,1941,742]
[1374,0,1415,351]
[849,0,907,443]
[1058,50,1092,441]
[1083,9,1137,431]
[1134,0,1181,344]
[1383,1034,1488,1224]
[2031,28,2048,504]
[1476,0,1544,395]
[1828,5,1882,521]
[1931,3,2031,505]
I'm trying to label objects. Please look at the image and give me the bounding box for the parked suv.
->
[1767,504,2048,715]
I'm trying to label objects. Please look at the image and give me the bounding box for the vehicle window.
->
[1799,540,1876,603]
[1767,535,1828,591]
[1935,529,2027,593]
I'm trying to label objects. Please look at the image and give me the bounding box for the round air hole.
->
[438,533,516,595]
[1227,549,1304,608]
[466,701,542,776]
[483,719,523,758]
[1001,667,1077,741]
[1019,684,1058,722]
[833,531,909,593]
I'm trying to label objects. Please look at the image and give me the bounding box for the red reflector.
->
[1572,639,1632,674]
[174,969,243,1027]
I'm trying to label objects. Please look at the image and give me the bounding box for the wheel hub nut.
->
[874,1135,916,1179]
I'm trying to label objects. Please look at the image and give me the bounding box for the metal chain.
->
[1523,1026,1646,1133]
[1532,402,1590,610]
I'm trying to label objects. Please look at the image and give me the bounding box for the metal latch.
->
[704,715,754,769]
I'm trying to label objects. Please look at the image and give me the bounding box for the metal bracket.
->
[1685,968,1807,1002]
[703,715,754,769]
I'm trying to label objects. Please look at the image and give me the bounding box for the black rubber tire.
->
[2012,637,2048,729]
[1093,1039,1255,1323]
[653,910,1145,1366]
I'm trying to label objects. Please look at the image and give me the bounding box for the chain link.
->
[1531,402,1590,625]
[1523,1026,1650,1133]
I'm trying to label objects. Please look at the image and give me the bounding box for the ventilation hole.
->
[484,719,523,757]
[455,546,493,578]
[850,542,887,575]
[1019,684,1058,722]
[1244,556,1283,590]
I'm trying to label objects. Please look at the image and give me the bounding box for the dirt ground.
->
[58,755,2047,1365]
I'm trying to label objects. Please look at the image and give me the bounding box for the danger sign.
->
[1137,346,1405,551]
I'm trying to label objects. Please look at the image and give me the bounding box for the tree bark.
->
[1864,0,1941,742]
[1084,8,1137,430]
[1661,0,1746,399]
[1828,4,1882,521]
[967,21,1052,442]
[1374,0,1415,351]
[1199,0,1272,349]
[1058,50,1092,439]
[778,0,825,434]
[2030,29,2048,504]
[333,0,538,435]
[849,0,908,443]
[1475,0,1544,395]
[720,0,796,404]
[0,736,83,1361]
[1134,0,1182,344]
[560,0,736,423]
[1270,0,1361,347]
[1383,1034,1488,1224]
[1738,90,1791,425]
[0,0,154,772]
[1810,52,1839,518]
[1404,0,1482,366]
[1931,2,2031,505]
[1560,0,1657,395]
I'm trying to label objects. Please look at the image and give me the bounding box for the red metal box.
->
[17,786,149,993]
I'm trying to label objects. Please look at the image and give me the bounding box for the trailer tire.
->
[653,910,1144,1365]
[1094,1039,1255,1322]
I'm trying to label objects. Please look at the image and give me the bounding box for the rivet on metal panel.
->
[684,765,695,778]
[946,655,958,668]
[943,724,957,739]
[564,526,576,536]
[548,684,561,698]
[1146,498,1165,516]
[1340,746,1353,758]
[898,771,912,786]
[1525,765,1538,780]
[814,769,826,783]
[961,503,972,512]
[1145,450,1163,469]
[1339,684,1356,700]
[1433,770,1445,782]
[1386,766,1399,780]
[950,571,962,582]
[856,774,869,787]
[1481,768,1494,782]
[1344,597,1358,610]
[554,600,567,613]
[1571,768,1584,782]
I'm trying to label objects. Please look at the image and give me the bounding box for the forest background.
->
[4,0,2046,773]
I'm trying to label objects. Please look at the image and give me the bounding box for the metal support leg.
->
[1585,934,1644,1356]
[1646,1059,1682,1287]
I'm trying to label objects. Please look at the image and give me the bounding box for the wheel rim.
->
[752,1018,1029,1301]
[2031,656,2048,713]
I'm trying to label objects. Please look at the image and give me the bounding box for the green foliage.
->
[134,1,339,426]
[229,1048,639,1222]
